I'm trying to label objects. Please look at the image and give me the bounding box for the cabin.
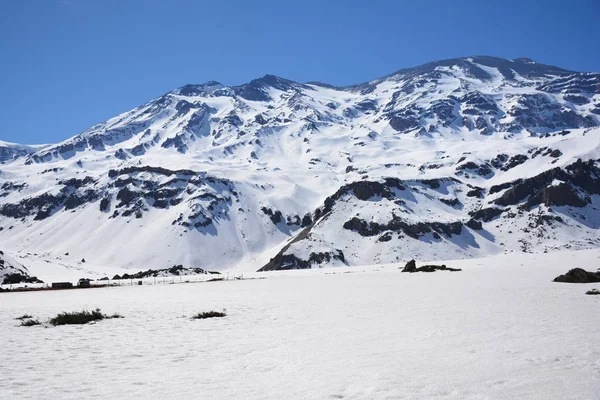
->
[78,279,91,288]
[51,282,73,289]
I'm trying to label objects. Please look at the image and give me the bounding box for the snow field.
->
[1,249,599,399]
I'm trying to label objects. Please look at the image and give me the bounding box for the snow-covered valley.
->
[1,249,599,399]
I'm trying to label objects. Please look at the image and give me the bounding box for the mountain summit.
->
[1,56,599,280]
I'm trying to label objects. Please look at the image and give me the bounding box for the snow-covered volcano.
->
[1,56,599,279]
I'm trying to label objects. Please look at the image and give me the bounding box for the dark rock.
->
[116,187,140,207]
[413,264,462,273]
[355,99,378,112]
[388,109,421,133]
[343,216,462,239]
[99,197,111,212]
[353,181,389,200]
[501,154,529,171]
[549,149,562,158]
[254,114,268,125]
[264,250,346,270]
[524,182,588,208]
[440,197,460,207]
[422,179,441,189]
[301,213,313,227]
[2,273,44,285]
[490,154,509,169]
[466,187,485,198]
[489,180,521,195]
[470,207,504,222]
[466,219,483,230]
[378,232,393,242]
[401,259,461,273]
[402,259,417,272]
[553,268,600,283]
[261,207,283,225]
[495,159,600,207]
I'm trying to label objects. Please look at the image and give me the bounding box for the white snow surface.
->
[1,249,600,399]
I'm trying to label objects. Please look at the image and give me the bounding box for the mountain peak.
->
[513,57,536,63]
[174,81,224,96]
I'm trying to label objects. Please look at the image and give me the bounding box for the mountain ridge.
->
[1,55,599,281]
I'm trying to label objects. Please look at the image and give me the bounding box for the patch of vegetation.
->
[20,319,41,327]
[586,289,600,295]
[49,308,123,326]
[191,310,227,320]
[15,314,33,320]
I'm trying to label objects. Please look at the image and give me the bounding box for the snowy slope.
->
[2,249,600,399]
[0,56,599,278]
[0,250,42,284]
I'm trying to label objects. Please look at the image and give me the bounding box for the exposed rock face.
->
[0,166,236,230]
[0,142,41,163]
[494,159,600,209]
[342,216,463,239]
[553,268,600,283]
[470,207,505,222]
[260,250,346,271]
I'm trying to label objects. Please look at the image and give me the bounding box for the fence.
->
[0,272,246,292]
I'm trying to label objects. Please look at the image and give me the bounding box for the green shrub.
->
[20,319,41,327]
[191,310,227,320]
[49,308,122,326]
[586,288,600,295]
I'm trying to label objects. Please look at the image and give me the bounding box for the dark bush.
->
[586,289,600,295]
[15,314,33,320]
[49,308,122,326]
[191,310,227,320]
[20,319,41,327]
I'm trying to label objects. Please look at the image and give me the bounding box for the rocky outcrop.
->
[495,159,600,208]
[110,265,218,279]
[401,259,461,273]
[553,268,600,283]
[343,216,463,239]
[0,251,43,285]
[260,249,346,271]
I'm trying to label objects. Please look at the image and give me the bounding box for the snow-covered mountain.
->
[0,141,45,163]
[1,56,599,279]
[0,250,42,284]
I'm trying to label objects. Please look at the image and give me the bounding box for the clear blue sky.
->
[1,0,598,144]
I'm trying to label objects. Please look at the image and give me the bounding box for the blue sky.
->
[1,0,598,144]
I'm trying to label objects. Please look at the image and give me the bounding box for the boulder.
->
[553,268,600,283]
[401,259,461,273]
[402,259,417,272]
